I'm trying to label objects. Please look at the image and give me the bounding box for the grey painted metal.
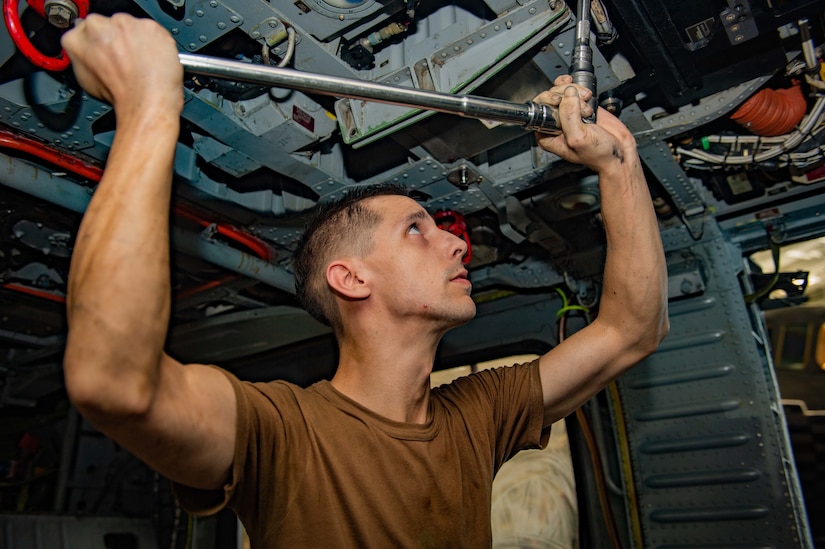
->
[634,74,774,147]
[0,515,158,549]
[638,141,706,218]
[613,221,811,547]
[335,0,571,145]
[170,227,295,293]
[0,76,111,152]
[167,306,330,363]
[134,0,243,52]
[178,53,563,134]
[0,152,296,294]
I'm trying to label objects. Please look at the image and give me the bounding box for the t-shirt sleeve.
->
[435,359,551,471]
[172,367,305,526]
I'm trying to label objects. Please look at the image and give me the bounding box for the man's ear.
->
[326,259,371,299]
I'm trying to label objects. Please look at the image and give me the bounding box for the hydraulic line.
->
[177,53,563,135]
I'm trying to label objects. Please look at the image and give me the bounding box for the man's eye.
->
[408,223,422,235]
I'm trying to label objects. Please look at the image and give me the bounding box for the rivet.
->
[189,43,197,50]
[171,28,179,35]
[199,35,208,42]
[210,0,218,6]
[230,15,240,23]
[196,9,204,17]
[251,30,261,38]
[217,21,226,29]
[184,18,193,26]
[494,25,500,31]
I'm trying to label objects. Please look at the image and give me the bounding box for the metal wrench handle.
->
[570,0,598,123]
[178,53,562,135]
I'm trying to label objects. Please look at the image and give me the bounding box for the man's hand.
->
[62,14,183,118]
[534,74,635,175]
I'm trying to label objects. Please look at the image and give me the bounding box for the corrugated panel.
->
[615,222,811,548]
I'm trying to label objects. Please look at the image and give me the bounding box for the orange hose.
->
[730,82,808,137]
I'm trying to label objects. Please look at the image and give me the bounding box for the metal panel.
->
[0,515,157,549]
[614,221,811,547]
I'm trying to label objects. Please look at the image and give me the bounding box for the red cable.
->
[0,129,272,261]
[173,274,237,301]
[730,82,808,137]
[171,205,273,261]
[2,282,65,302]
[0,130,104,181]
[0,130,275,302]
[2,0,88,72]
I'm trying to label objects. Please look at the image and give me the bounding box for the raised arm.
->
[534,76,669,425]
[61,14,236,490]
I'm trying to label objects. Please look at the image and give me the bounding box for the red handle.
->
[3,0,89,71]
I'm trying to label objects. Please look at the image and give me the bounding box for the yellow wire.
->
[608,381,644,548]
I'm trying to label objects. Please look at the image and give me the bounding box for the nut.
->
[45,1,78,29]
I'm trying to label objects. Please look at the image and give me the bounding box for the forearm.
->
[596,141,669,351]
[64,109,180,415]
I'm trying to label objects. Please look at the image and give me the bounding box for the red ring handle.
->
[3,0,88,71]
[434,209,472,265]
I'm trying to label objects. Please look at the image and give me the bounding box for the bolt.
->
[45,1,78,29]
[735,34,744,42]
[725,13,736,22]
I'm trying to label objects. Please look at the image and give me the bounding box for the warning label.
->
[685,17,715,44]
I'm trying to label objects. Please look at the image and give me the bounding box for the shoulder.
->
[211,367,330,417]
[432,359,540,405]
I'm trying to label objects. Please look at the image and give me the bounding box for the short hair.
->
[293,183,410,334]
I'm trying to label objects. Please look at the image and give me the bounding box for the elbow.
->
[63,353,157,422]
[639,310,670,357]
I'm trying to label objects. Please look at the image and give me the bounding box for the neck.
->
[330,322,443,423]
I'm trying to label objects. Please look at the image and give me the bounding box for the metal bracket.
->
[721,0,759,45]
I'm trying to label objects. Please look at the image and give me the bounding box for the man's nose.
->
[444,229,468,261]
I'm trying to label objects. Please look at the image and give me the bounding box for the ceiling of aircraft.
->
[2,0,825,406]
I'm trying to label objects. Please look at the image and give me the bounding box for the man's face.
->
[360,195,475,329]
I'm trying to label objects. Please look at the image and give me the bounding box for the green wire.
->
[555,287,590,318]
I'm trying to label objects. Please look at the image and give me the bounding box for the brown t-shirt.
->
[174,359,550,548]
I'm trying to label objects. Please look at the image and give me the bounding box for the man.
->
[60,13,668,548]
